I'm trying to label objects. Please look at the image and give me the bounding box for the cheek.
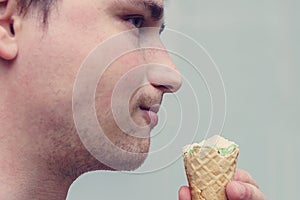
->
[93,54,144,130]
[95,51,146,103]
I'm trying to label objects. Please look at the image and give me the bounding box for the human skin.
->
[0,0,265,199]
[179,169,266,200]
[0,0,181,199]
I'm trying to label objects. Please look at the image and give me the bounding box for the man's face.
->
[15,0,181,171]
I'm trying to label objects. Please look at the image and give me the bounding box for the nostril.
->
[147,65,182,93]
[152,85,174,93]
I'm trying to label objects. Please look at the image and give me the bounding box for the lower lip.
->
[141,110,159,127]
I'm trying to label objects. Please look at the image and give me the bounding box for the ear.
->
[0,0,19,61]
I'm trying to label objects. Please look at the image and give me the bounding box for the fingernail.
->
[235,182,246,199]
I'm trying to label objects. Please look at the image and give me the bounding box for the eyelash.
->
[124,15,145,29]
[123,15,166,35]
[160,23,166,34]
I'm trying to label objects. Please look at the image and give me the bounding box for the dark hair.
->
[17,0,58,24]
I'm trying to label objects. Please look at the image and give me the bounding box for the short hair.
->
[17,0,58,24]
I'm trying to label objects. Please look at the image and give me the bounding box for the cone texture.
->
[183,147,239,200]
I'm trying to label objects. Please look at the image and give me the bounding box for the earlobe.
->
[0,25,17,60]
[0,0,18,61]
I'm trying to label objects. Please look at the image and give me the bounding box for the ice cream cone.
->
[182,136,239,200]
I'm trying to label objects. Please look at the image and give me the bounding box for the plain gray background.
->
[67,0,299,199]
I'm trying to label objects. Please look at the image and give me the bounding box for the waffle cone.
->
[183,147,239,200]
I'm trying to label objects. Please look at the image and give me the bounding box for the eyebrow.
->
[113,0,164,21]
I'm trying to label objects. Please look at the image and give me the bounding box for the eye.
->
[125,15,145,29]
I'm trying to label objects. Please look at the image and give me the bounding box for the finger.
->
[178,186,191,200]
[234,169,259,188]
[226,181,266,200]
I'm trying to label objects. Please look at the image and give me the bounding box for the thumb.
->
[178,186,191,200]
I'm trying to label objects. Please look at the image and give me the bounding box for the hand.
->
[178,169,266,200]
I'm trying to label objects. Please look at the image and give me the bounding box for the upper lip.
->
[139,104,160,113]
[138,94,162,114]
[136,88,163,114]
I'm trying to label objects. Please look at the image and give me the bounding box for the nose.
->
[147,63,182,93]
[144,48,182,93]
[141,30,182,93]
[140,28,182,93]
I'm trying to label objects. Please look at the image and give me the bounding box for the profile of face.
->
[11,0,182,174]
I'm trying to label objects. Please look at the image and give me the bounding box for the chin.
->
[96,150,149,171]
[92,105,152,171]
[116,154,148,171]
[110,136,151,171]
[67,139,150,176]
[81,131,151,171]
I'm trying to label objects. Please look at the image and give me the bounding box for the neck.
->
[0,100,111,200]
[0,128,74,200]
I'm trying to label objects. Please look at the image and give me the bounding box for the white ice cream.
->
[182,135,237,154]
